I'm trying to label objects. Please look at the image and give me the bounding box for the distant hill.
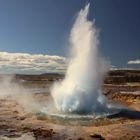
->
[0,70,140,84]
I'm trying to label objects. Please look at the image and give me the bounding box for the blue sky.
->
[0,0,140,74]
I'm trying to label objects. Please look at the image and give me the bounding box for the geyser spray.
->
[51,4,109,113]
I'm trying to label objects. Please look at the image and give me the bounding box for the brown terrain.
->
[0,70,140,140]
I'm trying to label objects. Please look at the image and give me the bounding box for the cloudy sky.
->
[0,52,67,74]
[0,0,140,74]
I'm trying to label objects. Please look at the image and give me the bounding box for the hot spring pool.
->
[35,107,121,126]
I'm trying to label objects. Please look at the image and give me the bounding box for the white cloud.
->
[128,60,140,64]
[0,52,67,74]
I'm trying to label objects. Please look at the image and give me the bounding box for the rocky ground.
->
[0,73,140,140]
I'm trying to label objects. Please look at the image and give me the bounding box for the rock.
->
[90,134,105,140]
[32,128,55,139]
[77,138,85,140]
[13,110,18,114]
[19,116,26,120]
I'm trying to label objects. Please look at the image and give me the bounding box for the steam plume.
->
[0,75,41,112]
[51,4,109,113]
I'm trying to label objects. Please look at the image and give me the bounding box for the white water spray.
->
[51,4,109,114]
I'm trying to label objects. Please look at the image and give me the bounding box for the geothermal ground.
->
[0,70,140,140]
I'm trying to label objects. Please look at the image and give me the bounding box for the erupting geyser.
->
[51,4,109,114]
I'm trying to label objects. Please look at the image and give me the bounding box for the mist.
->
[0,75,42,112]
[51,4,110,114]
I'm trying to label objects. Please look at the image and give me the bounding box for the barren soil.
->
[0,71,140,140]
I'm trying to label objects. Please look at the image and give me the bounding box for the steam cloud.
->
[51,4,110,113]
[0,75,41,112]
